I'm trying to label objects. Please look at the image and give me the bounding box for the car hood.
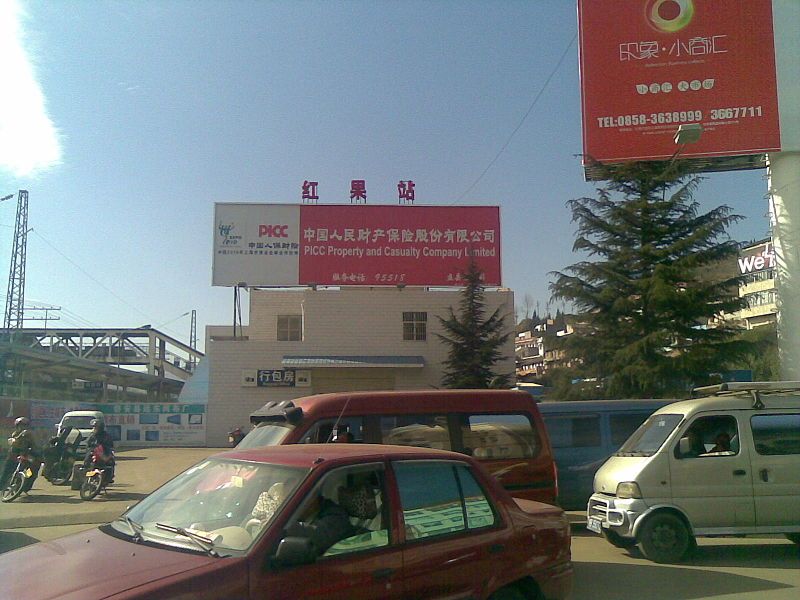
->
[1,526,228,600]
[592,455,652,495]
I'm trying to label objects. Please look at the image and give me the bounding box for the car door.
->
[393,460,509,600]
[749,411,800,528]
[669,413,755,530]
[262,462,404,600]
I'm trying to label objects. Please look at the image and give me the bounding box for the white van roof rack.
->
[693,381,800,395]
[692,381,800,409]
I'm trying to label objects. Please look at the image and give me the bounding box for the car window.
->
[543,414,601,448]
[300,417,364,444]
[380,415,451,450]
[282,463,389,559]
[674,415,739,459]
[609,413,651,446]
[751,413,800,455]
[237,423,294,449]
[617,413,682,456]
[460,413,539,459]
[394,461,496,541]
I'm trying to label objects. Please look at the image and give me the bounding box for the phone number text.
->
[597,111,703,128]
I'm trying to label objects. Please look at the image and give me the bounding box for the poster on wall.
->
[213,204,502,288]
[578,0,782,163]
[28,400,207,447]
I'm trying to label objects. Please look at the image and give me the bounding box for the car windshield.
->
[62,416,96,429]
[236,423,294,449]
[114,458,307,555]
[615,413,683,457]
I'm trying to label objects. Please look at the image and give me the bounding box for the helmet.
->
[91,419,105,432]
[14,416,30,428]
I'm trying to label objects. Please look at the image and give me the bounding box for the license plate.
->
[586,517,603,534]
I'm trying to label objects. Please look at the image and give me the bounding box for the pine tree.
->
[550,160,751,397]
[438,259,512,388]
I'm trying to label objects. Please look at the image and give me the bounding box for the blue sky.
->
[0,1,772,350]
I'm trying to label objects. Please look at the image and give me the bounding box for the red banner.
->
[579,0,781,163]
[298,205,501,286]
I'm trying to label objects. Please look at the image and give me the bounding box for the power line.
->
[31,229,162,326]
[452,30,578,205]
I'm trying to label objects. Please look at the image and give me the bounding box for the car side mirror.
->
[273,536,316,567]
[678,437,691,457]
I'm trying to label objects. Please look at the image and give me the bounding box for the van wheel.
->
[603,529,637,549]
[638,513,691,563]
[786,533,800,545]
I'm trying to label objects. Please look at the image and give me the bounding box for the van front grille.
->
[588,497,610,521]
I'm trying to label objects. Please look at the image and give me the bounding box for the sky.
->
[0,0,775,351]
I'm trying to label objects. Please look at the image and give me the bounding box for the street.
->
[1,447,798,599]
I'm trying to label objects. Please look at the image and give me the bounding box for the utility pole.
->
[4,190,29,332]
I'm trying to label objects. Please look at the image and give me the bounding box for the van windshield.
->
[236,423,294,449]
[62,416,96,429]
[615,413,682,457]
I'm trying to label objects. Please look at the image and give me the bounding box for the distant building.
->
[515,316,578,380]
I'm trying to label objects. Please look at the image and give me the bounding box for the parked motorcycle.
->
[42,427,83,485]
[228,426,245,447]
[79,444,115,501]
[1,452,41,503]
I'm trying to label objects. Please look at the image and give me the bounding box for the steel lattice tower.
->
[189,309,197,370]
[4,190,29,330]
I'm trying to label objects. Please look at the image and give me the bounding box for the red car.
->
[2,444,572,599]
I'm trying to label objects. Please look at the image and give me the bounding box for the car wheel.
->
[638,512,692,563]
[786,533,800,545]
[603,529,637,549]
[488,584,528,600]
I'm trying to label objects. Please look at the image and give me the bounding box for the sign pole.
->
[768,151,800,379]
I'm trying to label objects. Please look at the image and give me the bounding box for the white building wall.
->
[205,287,515,446]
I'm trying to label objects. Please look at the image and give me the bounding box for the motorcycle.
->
[79,444,115,501]
[1,452,41,503]
[228,427,245,447]
[42,427,83,485]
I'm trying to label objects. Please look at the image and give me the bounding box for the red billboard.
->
[212,204,501,287]
[579,0,781,164]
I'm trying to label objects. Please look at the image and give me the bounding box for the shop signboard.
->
[579,0,786,164]
[213,203,501,287]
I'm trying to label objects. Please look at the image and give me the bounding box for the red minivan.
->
[239,389,558,505]
[1,444,572,600]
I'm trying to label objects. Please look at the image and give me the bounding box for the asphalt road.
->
[1,447,798,599]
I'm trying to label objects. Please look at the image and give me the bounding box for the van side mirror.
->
[273,536,316,567]
[677,437,691,457]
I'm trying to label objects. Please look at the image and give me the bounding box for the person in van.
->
[710,432,731,453]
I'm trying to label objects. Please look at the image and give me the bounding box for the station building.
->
[203,286,515,446]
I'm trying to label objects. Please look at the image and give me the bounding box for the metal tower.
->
[4,190,29,330]
[189,309,197,370]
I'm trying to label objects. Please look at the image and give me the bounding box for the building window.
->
[403,312,427,341]
[277,315,302,341]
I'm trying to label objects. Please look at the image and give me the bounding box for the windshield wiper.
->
[122,515,144,542]
[155,523,221,557]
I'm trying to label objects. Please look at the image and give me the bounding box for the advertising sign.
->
[29,400,207,447]
[213,204,502,287]
[738,240,775,275]
[579,0,781,163]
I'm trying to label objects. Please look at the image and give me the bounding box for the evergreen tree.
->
[550,161,751,397]
[438,259,512,388]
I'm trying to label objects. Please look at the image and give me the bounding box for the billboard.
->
[579,0,787,165]
[213,204,502,287]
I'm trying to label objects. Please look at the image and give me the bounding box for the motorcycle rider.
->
[84,419,115,483]
[1,417,40,490]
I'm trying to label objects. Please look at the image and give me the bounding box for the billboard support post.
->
[769,151,800,379]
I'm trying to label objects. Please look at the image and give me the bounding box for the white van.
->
[586,381,800,562]
[57,410,104,452]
